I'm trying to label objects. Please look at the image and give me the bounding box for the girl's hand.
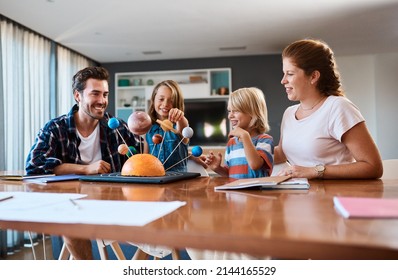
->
[190,154,208,168]
[168,108,184,123]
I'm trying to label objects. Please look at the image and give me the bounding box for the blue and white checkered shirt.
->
[26,104,141,174]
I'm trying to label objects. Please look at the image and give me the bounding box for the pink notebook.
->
[333,196,398,219]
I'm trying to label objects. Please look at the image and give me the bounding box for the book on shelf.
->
[0,173,55,181]
[333,196,398,219]
[214,176,310,191]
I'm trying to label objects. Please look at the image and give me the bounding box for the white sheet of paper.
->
[0,192,186,226]
[0,192,86,210]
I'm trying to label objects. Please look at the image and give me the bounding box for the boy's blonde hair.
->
[229,87,270,133]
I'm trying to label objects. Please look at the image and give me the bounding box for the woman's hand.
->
[278,165,318,179]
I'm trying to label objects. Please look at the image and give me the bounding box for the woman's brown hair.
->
[282,39,344,96]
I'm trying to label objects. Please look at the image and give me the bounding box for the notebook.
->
[79,171,200,184]
[333,196,398,219]
[0,173,55,181]
[214,176,310,191]
[24,174,81,183]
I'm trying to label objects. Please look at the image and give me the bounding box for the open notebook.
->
[214,176,310,191]
[79,171,200,184]
[0,173,56,181]
[23,174,81,183]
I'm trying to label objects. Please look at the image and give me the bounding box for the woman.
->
[275,38,383,179]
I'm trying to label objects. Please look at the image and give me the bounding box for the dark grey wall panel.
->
[103,54,293,144]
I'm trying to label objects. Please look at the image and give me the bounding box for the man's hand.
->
[86,160,111,174]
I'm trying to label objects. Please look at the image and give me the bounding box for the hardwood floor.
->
[5,237,54,260]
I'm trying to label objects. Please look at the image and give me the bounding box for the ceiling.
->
[1,0,398,63]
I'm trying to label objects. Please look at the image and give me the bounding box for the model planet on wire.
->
[108,117,120,129]
[126,146,137,157]
[118,144,129,155]
[128,111,152,135]
[182,127,194,139]
[191,146,203,157]
[152,134,163,144]
[155,119,178,134]
[121,154,165,176]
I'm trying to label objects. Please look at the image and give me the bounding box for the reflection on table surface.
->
[1,175,398,259]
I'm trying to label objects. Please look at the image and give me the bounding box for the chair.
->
[58,239,126,260]
[127,242,181,260]
[58,238,182,260]
[187,158,209,177]
[381,159,398,179]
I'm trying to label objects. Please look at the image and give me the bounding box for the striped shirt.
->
[224,134,274,179]
[25,104,141,175]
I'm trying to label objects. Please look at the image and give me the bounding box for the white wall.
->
[337,53,398,160]
[374,53,398,159]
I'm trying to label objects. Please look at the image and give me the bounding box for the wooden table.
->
[1,175,398,259]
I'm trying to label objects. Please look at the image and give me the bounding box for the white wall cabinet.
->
[115,68,231,122]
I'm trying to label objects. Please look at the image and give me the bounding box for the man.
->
[26,66,141,259]
[26,66,139,175]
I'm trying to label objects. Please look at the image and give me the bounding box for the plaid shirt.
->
[26,104,140,174]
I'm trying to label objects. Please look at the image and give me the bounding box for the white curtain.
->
[0,18,52,258]
[56,45,93,115]
[0,19,52,172]
[0,17,94,258]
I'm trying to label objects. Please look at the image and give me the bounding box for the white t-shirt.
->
[280,96,364,167]
[76,124,102,164]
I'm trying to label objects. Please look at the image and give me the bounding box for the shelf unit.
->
[115,68,231,122]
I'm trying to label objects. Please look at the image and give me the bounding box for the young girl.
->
[146,80,189,172]
[205,87,274,178]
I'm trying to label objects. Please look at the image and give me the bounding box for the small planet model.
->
[182,127,194,138]
[159,119,173,131]
[156,119,178,133]
[152,134,163,144]
[121,154,165,176]
[126,146,137,157]
[191,146,203,157]
[128,111,152,135]
[118,144,129,155]
[108,117,120,129]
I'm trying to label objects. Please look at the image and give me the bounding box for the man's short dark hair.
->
[72,66,109,93]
